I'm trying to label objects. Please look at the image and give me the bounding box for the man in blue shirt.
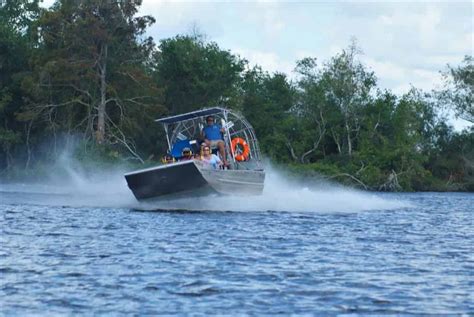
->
[201,115,228,166]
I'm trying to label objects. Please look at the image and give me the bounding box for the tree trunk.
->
[331,128,342,154]
[25,121,33,170]
[300,129,325,164]
[345,120,352,157]
[96,43,108,144]
[379,170,402,191]
[286,140,298,162]
[5,145,12,172]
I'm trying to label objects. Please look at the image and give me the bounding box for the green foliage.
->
[265,47,472,191]
[0,1,41,171]
[438,56,473,123]
[426,126,474,191]
[241,68,296,162]
[0,3,472,191]
[154,35,246,114]
[22,0,163,160]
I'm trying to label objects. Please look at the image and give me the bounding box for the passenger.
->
[201,115,229,166]
[162,154,175,164]
[198,143,206,159]
[180,147,193,161]
[201,146,222,169]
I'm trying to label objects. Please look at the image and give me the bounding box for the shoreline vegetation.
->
[1,1,473,192]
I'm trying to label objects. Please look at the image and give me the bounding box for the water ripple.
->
[0,192,473,314]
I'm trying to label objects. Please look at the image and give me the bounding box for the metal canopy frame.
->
[155,107,225,124]
[156,108,263,170]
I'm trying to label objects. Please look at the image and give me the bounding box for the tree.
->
[240,67,296,161]
[439,55,473,123]
[293,57,329,163]
[381,88,437,190]
[0,0,41,34]
[0,0,41,171]
[319,41,377,157]
[20,0,164,161]
[292,42,376,162]
[154,35,246,114]
[427,125,474,190]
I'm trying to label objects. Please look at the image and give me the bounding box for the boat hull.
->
[124,161,212,200]
[124,160,265,201]
[195,161,265,195]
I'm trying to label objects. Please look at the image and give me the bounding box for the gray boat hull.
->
[124,160,265,200]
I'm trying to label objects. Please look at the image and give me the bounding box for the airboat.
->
[124,107,265,200]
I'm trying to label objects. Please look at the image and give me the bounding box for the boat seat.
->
[171,139,199,159]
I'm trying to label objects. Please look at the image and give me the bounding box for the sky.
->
[41,0,473,129]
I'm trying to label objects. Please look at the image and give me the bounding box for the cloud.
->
[40,0,55,7]
[232,47,295,76]
[258,3,286,40]
[361,56,444,95]
[40,0,472,102]
[362,57,407,82]
[418,6,442,48]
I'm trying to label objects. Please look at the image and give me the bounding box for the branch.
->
[39,98,92,109]
[328,173,369,190]
[105,114,144,164]
[117,71,142,86]
[356,161,367,175]
[42,83,94,100]
[378,170,402,192]
[285,140,298,162]
[300,128,325,163]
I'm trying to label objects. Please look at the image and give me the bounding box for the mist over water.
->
[1,160,408,213]
[0,154,136,208]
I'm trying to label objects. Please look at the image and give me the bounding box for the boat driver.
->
[201,115,228,166]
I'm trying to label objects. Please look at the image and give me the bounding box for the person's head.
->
[206,116,214,125]
[182,147,192,157]
[163,154,174,163]
[202,146,211,155]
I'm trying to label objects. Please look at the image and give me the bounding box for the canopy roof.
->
[155,107,226,124]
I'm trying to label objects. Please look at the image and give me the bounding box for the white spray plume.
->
[0,145,136,208]
[140,165,410,213]
[1,152,409,212]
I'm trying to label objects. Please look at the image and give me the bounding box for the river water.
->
[1,168,473,315]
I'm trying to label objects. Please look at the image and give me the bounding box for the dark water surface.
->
[1,187,473,315]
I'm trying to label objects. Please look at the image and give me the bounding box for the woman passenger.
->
[201,146,222,169]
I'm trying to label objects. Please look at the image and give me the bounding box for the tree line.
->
[1,0,473,191]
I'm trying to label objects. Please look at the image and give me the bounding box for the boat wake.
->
[0,165,409,213]
[138,167,409,213]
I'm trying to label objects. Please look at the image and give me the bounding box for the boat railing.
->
[161,108,264,170]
